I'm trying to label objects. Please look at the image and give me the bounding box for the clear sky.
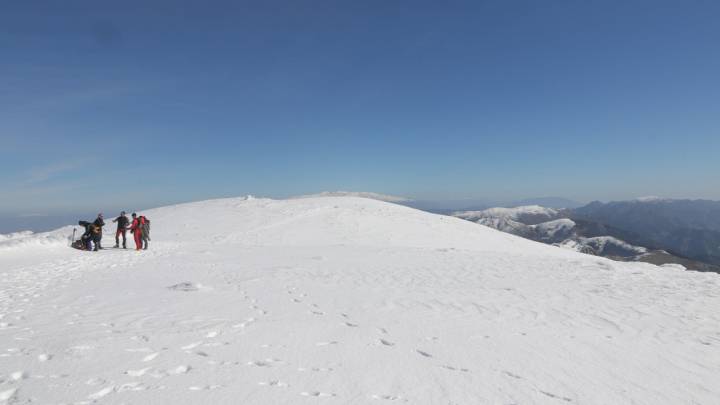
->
[2,0,719,218]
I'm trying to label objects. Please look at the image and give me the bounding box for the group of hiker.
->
[77,211,150,251]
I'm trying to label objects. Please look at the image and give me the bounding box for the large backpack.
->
[139,216,151,238]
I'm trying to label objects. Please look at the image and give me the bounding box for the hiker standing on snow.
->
[92,213,105,251]
[129,213,143,251]
[139,215,150,250]
[112,211,129,249]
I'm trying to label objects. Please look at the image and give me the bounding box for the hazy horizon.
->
[2,191,719,234]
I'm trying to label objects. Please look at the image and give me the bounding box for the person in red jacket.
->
[129,213,144,251]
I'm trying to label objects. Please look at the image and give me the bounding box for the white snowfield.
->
[1,196,719,404]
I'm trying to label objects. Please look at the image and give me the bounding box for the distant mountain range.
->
[404,196,582,214]
[452,200,720,273]
[572,198,720,266]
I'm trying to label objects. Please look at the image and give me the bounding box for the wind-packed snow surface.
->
[294,191,410,203]
[1,196,719,404]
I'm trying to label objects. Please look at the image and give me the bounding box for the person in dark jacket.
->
[112,211,129,249]
[79,220,93,250]
[92,213,105,251]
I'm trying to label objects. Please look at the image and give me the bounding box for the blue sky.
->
[2,0,719,219]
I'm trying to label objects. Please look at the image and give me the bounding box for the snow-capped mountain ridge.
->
[452,205,690,266]
[453,205,560,221]
[573,198,720,266]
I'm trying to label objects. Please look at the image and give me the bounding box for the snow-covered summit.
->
[1,196,718,404]
[293,191,410,203]
[138,196,551,253]
[533,218,576,237]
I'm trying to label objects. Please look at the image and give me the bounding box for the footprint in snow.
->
[297,367,333,372]
[117,382,146,392]
[125,367,151,377]
[37,353,52,362]
[539,390,573,402]
[170,365,191,375]
[0,388,18,402]
[247,359,282,367]
[379,339,395,346]
[189,385,222,391]
[344,322,359,327]
[85,377,107,386]
[441,365,469,372]
[233,318,256,328]
[416,350,432,358]
[167,282,199,292]
[371,394,402,401]
[142,352,159,362]
[181,341,203,350]
[259,380,288,387]
[301,391,336,397]
[10,371,28,381]
[88,386,116,400]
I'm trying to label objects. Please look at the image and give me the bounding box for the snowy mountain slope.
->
[1,196,719,404]
[558,236,648,257]
[453,205,562,225]
[293,191,410,203]
[475,216,533,238]
[533,218,576,240]
[470,217,575,244]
